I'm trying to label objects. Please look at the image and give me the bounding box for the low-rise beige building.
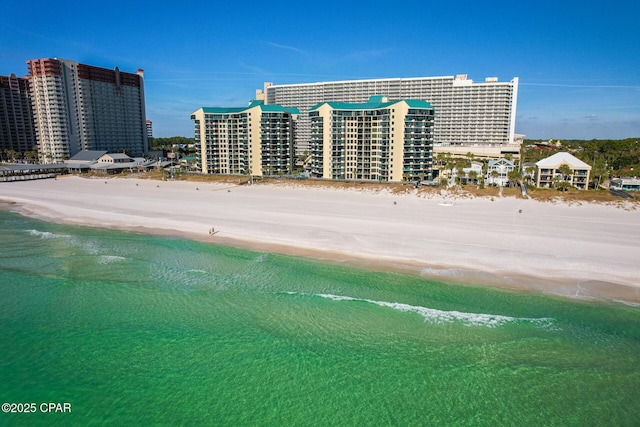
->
[535,152,591,189]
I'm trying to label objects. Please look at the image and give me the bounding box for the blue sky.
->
[2,0,638,140]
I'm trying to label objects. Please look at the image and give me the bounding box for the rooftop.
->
[69,150,108,161]
[536,152,591,169]
[310,96,433,112]
[197,100,299,116]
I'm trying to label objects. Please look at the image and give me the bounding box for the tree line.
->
[522,138,640,186]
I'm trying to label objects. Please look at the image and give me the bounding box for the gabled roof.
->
[488,158,515,167]
[69,150,107,161]
[101,153,132,160]
[310,96,433,112]
[536,152,591,169]
[196,100,299,116]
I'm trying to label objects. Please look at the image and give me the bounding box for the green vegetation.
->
[0,149,39,163]
[150,136,196,157]
[522,138,640,181]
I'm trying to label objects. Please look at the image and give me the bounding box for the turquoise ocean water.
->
[1,208,639,426]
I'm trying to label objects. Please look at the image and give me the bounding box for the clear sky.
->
[2,0,638,140]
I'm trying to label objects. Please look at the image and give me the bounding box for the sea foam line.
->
[28,229,66,239]
[97,255,126,264]
[289,292,554,328]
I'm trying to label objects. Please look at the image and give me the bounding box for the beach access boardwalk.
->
[0,164,67,182]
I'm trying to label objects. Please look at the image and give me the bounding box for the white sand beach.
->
[1,176,639,301]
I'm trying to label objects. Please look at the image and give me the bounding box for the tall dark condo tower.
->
[27,58,148,163]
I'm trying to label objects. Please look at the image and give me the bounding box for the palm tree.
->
[455,165,465,185]
[6,149,18,163]
[490,170,499,186]
[468,170,478,185]
[590,159,607,188]
[524,166,536,184]
[507,169,521,187]
[558,164,573,185]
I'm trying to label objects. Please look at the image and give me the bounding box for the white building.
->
[610,177,640,191]
[486,158,515,186]
[451,161,484,184]
[258,74,518,154]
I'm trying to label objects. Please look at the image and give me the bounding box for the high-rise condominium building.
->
[0,74,37,153]
[27,58,148,163]
[310,96,434,182]
[257,74,518,153]
[146,120,153,139]
[191,101,299,176]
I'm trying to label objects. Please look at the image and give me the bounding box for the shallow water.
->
[1,209,638,425]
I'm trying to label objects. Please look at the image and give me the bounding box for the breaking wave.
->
[97,255,126,264]
[289,292,554,328]
[28,229,65,239]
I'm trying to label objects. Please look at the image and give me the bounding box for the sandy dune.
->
[1,176,639,301]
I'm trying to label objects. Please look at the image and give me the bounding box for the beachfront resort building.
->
[257,74,519,155]
[191,101,299,176]
[486,158,516,186]
[535,152,591,190]
[0,74,37,154]
[309,96,434,182]
[27,58,148,163]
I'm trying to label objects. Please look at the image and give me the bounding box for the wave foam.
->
[613,299,640,308]
[97,255,126,264]
[296,293,553,328]
[28,229,63,239]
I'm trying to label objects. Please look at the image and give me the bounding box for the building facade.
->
[257,74,518,154]
[610,177,640,192]
[309,96,434,182]
[535,152,591,190]
[191,101,299,176]
[486,158,515,186]
[27,58,148,163]
[0,74,37,153]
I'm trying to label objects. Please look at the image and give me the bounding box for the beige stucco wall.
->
[247,105,262,177]
[388,101,407,182]
[315,104,333,180]
[191,108,209,174]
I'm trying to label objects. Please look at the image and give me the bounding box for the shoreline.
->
[1,176,639,303]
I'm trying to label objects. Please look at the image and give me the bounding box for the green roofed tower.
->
[309,96,434,182]
[191,100,299,176]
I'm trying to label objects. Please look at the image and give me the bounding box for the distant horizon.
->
[2,0,638,141]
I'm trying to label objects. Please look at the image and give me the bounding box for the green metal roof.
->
[405,100,434,108]
[310,96,432,111]
[197,100,299,115]
[200,106,248,114]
